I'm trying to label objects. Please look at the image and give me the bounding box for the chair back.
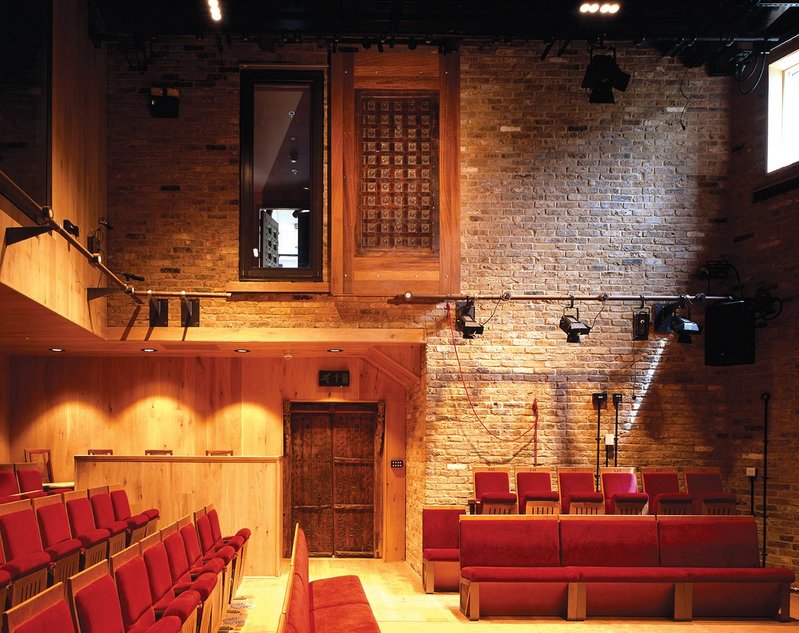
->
[473,468,510,499]
[600,467,638,496]
[205,450,233,456]
[14,464,44,494]
[0,469,20,497]
[67,561,125,633]
[87,449,113,456]
[0,499,45,560]
[557,468,596,512]
[683,467,725,495]
[144,449,173,456]
[641,467,683,496]
[23,449,53,484]
[3,583,73,633]
[33,495,74,547]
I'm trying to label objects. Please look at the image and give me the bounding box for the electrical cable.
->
[447,302,537,443]
[678,67,691,131]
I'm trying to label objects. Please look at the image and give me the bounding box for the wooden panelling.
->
[9,354,408,564]
[74,456,281,575]
[0,0,107,335]
[0,355,9,461]
[438,52,461,294]
[354,49,440,90]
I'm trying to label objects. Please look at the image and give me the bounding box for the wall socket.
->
[746,467,757,477]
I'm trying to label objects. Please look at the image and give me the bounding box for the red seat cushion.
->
[15,599,74,633]
[0,509,45,559]
[561,517,659,567]
[422,547,459,562]
[218,535,244,551]
[66,499,100,536]
[650,492,693,515]
[0,569,12,586]
[460,566,579,582]
[142,542,177,604]
[422,507,464,552]
[45,538,83,560]
[285,574,311,633]
[163,588,202,621]
[189,572,217,601]
[680,567,795,583]
[143,508,160,520]
[91,494,128,535]
[36,504,74,548]
[310,603,380,633]
[126,514,150,530]
[116,557,157,629]
[74,575,126,633]
[460,517,560,568]
[659,516,761,568]
[16,468,44,494]
[133,616,181,633]
[577,566,688,582]
[309,576,370,610]
[192,557,225,576]
[212,545,236,565]
[75,528,110,548]
[2,551,52,577]
[236,528,251,540]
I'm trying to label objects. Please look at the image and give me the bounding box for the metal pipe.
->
[393,292,732,304]
[0,169,45,225]
[140,290,232,299]
[761,392,770,567]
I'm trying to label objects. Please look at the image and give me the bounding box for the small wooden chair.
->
[144,449,174,456]
[87,449,113,455]
[557,467,604,514]
[23,448,53,484]
[600,466,649,515]
[641,467,694,515]
[684,467,737,515]
[205,450,233,456]
[515,467,559,514]
[473,467,517,514]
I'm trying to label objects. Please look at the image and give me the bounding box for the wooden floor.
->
[234,559,799,633]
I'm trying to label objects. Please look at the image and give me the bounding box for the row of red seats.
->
[0,485,159,609]
[0,463,73,503]
[0,507,251,633]
[473,466,737,516]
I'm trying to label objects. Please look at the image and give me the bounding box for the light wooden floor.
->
[235,560,799,633]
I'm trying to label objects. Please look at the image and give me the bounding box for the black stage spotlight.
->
[671,315,702,343]
[455,300,484,339]
[559,312,591,343]
[581,49,630,103]
[654,302,701,344]
[63,219,80,238]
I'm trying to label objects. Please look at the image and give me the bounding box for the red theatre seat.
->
[516,468,560,515]
[683,467,737,515]
[31,496,82,584]
[63,491,110,569]
[109,484,159,537]
[0,500,53,606]
[557,468,604,515]
[3,583,74,633]
[473,468,517,515]
[641,468,694,515]
[421,505,464,593]
[600,467,649,515]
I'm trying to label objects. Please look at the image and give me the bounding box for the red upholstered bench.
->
[459,515,577,620]
[658,515,793,621]
[422,506,464,593]
[278,525,380,633]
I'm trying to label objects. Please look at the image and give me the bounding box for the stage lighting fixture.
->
[671,315,702,343]
[63,219,80,238]
[559,312,591,343]
[654,302,701,343]
[581,49,630,103]
[455,300,484,339]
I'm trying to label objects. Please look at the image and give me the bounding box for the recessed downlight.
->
[142,348,158,353]
[327,348,343,353]
[234,348,251,353]
[49,347,65,353]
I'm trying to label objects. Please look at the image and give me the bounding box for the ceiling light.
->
[559,313,591,343]
[142,348,158,353]
[579,2,619,14]
[327,348,343,353]
[234,348,250,353]
[49,347,65,353]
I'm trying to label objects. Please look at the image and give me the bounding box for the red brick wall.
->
[106,40,799,575]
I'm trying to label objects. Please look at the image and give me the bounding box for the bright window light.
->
[768,48,799,172]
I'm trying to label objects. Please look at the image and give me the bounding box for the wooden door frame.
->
[282,400,385,557]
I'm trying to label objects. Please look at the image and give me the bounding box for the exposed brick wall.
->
[724,50,799,571]
[106,39,799,576]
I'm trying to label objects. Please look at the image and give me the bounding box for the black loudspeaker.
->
[705,300,755,366]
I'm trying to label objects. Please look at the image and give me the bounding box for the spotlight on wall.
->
[122,272,145,282]
[455,300,484,339]
[559,311,591,343]
[632,309,650,340]
[671,315,702,343]
[654,302,701,343]
[63,219,80,238]
[581,47,630,103]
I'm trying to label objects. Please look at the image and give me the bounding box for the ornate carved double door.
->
[284,402,379,557]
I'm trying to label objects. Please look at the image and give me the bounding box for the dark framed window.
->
[239,69,323,281]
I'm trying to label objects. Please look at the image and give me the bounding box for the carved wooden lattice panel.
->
[357,92,439,253]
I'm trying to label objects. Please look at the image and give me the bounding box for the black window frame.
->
[239,68,324,281]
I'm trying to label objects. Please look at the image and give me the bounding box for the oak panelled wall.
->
[0,355,9,462]
[7,355,407,566]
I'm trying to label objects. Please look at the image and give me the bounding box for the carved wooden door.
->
[288,403,376,557]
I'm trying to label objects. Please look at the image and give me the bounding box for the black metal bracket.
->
[4,225,52,246]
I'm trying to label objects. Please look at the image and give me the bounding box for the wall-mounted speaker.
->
[705,300,755,366]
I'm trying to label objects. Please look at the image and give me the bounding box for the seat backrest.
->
[422,506,465,551]
[0,500,45,560]
[144,450,173,456]
[560,515,659,566]
[557,468,596,513]
[205,450,233,456]
[658,515,760,568]
[206,507,223,543]
[641,468,682,496]
[162,530,191,583]
[600,468,638,497]
[3,583,74,633]
[23,449,53,484]
[65,495,99,536]
[460,516,560,568]
[0,469,20,497]
[111,547,156,630]
[109,488,133,522]
[140,536,177,605]
[67,561,126,633]
[683,467,725,495]
[473,468,510,499]
[89,492,118,531]
[179,522,204,567]
[14,465,44,494]
[87,449,113,456]
[516,468,553,495]
[33,496,74,547]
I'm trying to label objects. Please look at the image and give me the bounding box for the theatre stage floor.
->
[234,559,799,633]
